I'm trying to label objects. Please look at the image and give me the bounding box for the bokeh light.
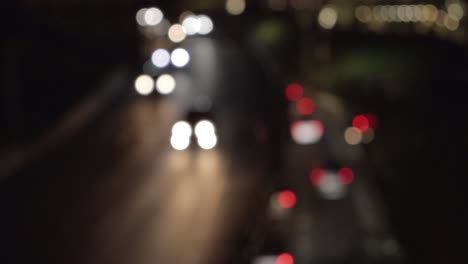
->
[168,24,187,43]
[171,48,190,67]
[276,253,294,264]
[423,5,439,22]
[182,15,201,35]
[296,97,315,115]
[195,120,217,150]
[226,0,246,15]
[352,114,370,132]
[285,83,303,101]
[448,3,464,20]
[151,49,170,68]
[134,74,154,95]
[197,15,214,35]
[338,167,354,185]
[310,168,326,186]
[278,190,297,209]
[195,120,216,138]
[197,133,218,150]
[172,121,192,137]
[413,5,423,21]
[144,7,164,26]
[355,6,372,23]
[156,74,176,94]
[318,6,338,29]
[316,171,347,200]
[344,127,362,145]
[388,5,398,22]
[171,121,192,151]
[444,14,459,31]
[290,120,324,145]
[171,134,190,150]
[136,8,148,26]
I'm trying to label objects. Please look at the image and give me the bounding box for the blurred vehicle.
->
[170,109,218,150]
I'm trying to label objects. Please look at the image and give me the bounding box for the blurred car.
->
[170,109,218,150]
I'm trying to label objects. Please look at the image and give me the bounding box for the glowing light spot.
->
[156,74,176,94]
[352,114,370,132]
[448,3,464,20]
[195,120,215,138]
[195,120,217,149]
[444,14,459,31]
[168,24,186,43]
[134,74,154,95]
[144,7,164,26]
[404,5,414,22]
[338,167,354,185]
[318,6,338,29]
[151,49,170,68]
[296,97,315,115]
[372,6,382,22]
[171,134,190,150]
[422,5,438,22]
[310,168,326,186]
[397,5,407,22]
[172,121,192,137]
[171,48,190,68]
[182,15,201,35]
[361,128,375,144]
[226,0,246,15]
[413,5,423,21]
[317,171,347,200]
[290,120,324,145]
[198,15,214,35]
[136,8,148,26]
[388,5,398,22]
[171,121,192,150]
[197,133,217,149]
[278,190,296,209]
[285,83,303,101]
[355,6,372,23]
[276,253,294,264]
[380,5,389,22]
[344,127,362,145]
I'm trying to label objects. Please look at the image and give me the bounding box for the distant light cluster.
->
[136,7,214,40]
[311,169,348,200]
[136,7,164,27]
[344,113,379,145]
[134,7,215,96]
[355,3,464,31]
[181,14,214,36]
